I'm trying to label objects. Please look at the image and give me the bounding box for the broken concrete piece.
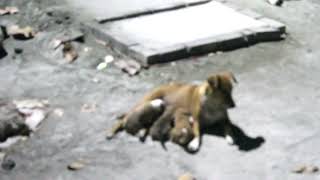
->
[104,55,114,63]
[0,7,19,16]
[114,59,141,76]
[13,99,49,131]
[62,42,78,63]
[67,161,85,171]
[7,25,36,40]
[54,29,84,48]
[96,62,108,71]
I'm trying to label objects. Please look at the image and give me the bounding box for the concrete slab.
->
[85,1,285,64]
[67,0,210,22]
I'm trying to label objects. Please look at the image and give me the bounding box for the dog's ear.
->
[220,71,237,84]
[207,75,219,89]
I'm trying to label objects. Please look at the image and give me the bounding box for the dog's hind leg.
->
[106,118,126,140]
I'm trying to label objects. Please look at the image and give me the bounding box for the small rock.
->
[178,173,196,180]
[216,51,223,55]
[92,77,100,83]
[292,165,306,174]
[62,42,78,63]
[307,166,319,173]
[104,55,114,63]
[83,47,91,52]
[114,59,142,76]
[67,161,85,171]
[53,108,64,117]
[81,103,97,113]
[1,158,15,171]
[0,7,19,16]
[292,165,319,174]
[96,62,108,71]
[7,25,36,40]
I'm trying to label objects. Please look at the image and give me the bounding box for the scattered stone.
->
[62,42,78,63]
[67,161,85,171]
[84,47,91,52]
[267,0,283,6]
[13,99,49,131]
[6,25,36,40]
[178,173,196,180]
[1,158,15,171]
[292,165,319,174]
[81,103,97,113]
[114,59,142,76]
[292,165,306,174]
[96,62,108,71]
[95,39,109,46]
[216,51,223,55]
[0,7,19,16]
[53,108,64,117]
[92,77,100,83]
[57,29,84,44]
[104,55,114,63]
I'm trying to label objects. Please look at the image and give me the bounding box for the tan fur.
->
[107,71,237,150]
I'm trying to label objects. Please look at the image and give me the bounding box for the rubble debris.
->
[0,103,31,143]
[1,158,15,171]
[53,29,84,49]
[13,99,49,131]
[114,59,142,76]
[292,165,319,174]
[96,55,114,71]
[267,0,283,6]
[67,161,85,171]
[81,103,97,113]
[95,39,109,47]
[62,42,78,63]
[0,7,19,16]
[178,173,196,180]
[6,25,36,40]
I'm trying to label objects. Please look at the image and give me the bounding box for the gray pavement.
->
[0,0,320,180]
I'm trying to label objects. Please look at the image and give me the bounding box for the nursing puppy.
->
[146,71,237,152]
[170,108,195,147]
[106,99,165,141]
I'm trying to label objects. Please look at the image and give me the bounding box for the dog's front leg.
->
[187,119,201,152]
[224,120,235,145]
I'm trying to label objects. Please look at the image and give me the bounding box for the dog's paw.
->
[187,137,200,152]
[225,135,234,145]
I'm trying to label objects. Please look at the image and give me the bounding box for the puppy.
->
[143,72,237,152]
[106,99,165,141]
[170,108,195,147]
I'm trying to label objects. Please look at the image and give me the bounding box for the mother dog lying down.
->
[107,71,237,152]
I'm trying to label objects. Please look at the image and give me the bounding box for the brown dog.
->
[145,71,237,151]
[108,72,237,152]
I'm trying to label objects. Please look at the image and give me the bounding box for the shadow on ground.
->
[201,121,265,152]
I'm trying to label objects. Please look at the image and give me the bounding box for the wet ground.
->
[0,0,320,179]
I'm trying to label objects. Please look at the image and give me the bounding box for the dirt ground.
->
[0,0,320,180]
